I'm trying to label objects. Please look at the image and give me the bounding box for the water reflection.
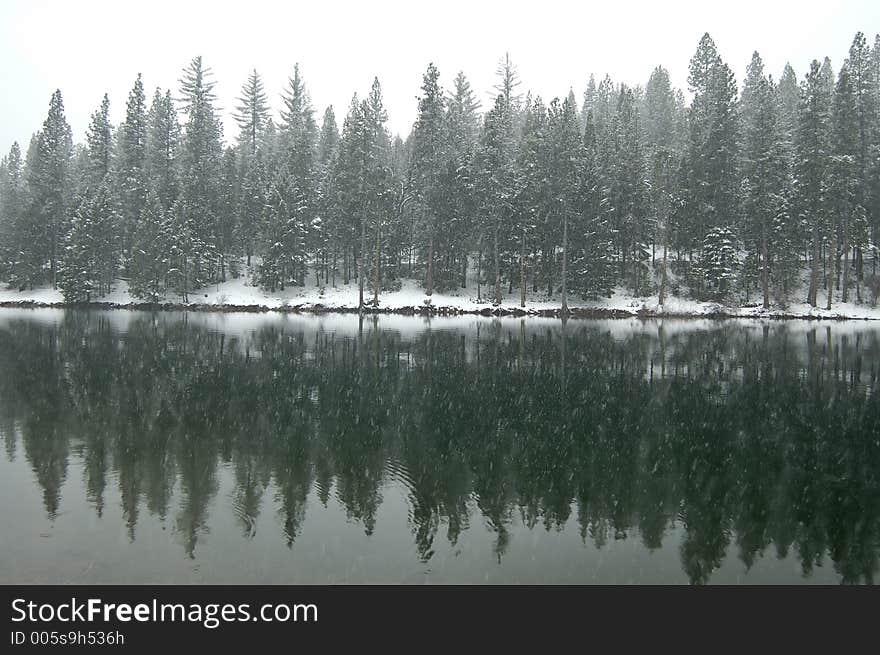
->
[0,311,878,584]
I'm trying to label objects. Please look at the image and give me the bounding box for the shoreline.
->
[1,298,877,321]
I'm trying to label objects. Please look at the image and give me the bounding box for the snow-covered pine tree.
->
[328,96,365,288]
[28,90,73,288]
[60,95,121,301]
[234,71,269,268]
[234,69,269,158]
[177,56,223,295]
[644,66,680,304]
[59,176,120,301]
[440,71,480,291]
[796,59,834,307]
[700,226,738,301]
[741,53,790,307]
[776,63,800,167]
[360,78,394,306]
[409,63,447,298]
[829,62,860,306]
[116,74,148,272]
[572,109,615,299]
[145,88,178,213]
[515,95,549,305]
[608,86,648,295]
[548,94,583,311]
[311,106,340,285]
[843,32,876,294]
[129,188,173,301]
[871,34,880,267]
[474,94,517,305]
[580,74,597,132]
[0,143,24,284]
[685,34,739,294]
[86,94,113,184]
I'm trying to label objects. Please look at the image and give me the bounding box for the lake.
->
[0,309,878,584]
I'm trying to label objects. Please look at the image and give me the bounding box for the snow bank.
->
[2,272,880,322]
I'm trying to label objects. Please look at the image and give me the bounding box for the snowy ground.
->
[1,267,879,321]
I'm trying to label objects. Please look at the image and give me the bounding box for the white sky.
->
[1,0,878,156]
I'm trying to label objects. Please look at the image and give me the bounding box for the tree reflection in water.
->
[0,311,878,584]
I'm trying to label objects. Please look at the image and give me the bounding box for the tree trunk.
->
[841,217,851,304]
[493,226,501,306]
[51,217,57,289]
[561,212,569,313]
[373,218,381,307]
[425,232,434,297]
[476,234,483,302]
[856,247,862,302]
[545,246,552,297]
[827,227,837,311]
[659,225,669,306]
[461,251,467,289]
[761,221,769,310]
[358,215,366,315]
[808,217,820,307]
[520,229,526,308]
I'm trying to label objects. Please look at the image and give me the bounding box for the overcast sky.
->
[1,0,878,156]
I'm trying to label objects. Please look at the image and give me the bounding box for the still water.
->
[0,309,878,584]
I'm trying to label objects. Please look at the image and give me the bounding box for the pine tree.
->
[117,74,148,270]
[580,74,597,131]
[741,53,789,307]
[475,94,517,305]
[797,59,834,307]
[129,188,173,301]
[829,62,860,305]
[317,106,340,166]
[572,110,615,299]
[685,34,739,294]
[257,65,320,293]
[313,106,340,285]
[608,86,648,294]
[233,71,270,268]
[0,143,24,284]
[516,95,548,305]
[28,90,73,288]
[59,177,120,301]
[844,32,876,293]
[871,34,880,266]
[495,53,523,119]
[86,94,113,184]
[361,79,393,307]
[776,63,800,166]
[176,56,224,295]
[644,66,681,305]
[273,64,317,287]
[145,88,178,212]
[443,72,481,290]
[409,63,446,297]
[329,96,365,289]
[59,95,121,301]
[548,94,583,310]
[701,226,737,301]
[234,69,269,156]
